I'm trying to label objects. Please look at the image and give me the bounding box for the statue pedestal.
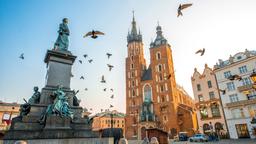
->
[40,50,76,105]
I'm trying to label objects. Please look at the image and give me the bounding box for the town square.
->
[0,0,256,144]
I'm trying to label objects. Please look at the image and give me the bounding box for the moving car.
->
[189,134,209,142]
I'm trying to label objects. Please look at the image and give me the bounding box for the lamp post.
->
[250,70,256,90]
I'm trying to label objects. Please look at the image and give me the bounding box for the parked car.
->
[189,134,209,142]
[178,132,189,141]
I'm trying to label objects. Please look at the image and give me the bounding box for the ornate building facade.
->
[214,49,256,139]
[125,15,197,140]
[191,64,228,137]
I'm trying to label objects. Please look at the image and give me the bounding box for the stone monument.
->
[4,18,113,144]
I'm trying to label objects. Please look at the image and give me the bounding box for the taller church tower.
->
[125,13,147,139]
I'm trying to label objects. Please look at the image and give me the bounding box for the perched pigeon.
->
[83,30,105,39]
[80,76,85,80]
[88,59,93,63]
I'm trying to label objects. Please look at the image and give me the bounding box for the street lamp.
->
[250,70,256,89]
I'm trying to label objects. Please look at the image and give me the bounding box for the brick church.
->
[125,14,198,140]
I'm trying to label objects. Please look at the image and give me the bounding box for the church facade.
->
[125,15,198,140]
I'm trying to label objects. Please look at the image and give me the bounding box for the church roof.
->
[141,67,152,81]
[150,23,168,48]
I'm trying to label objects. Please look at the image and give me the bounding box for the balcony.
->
[237,84,253,92]
[226,98,256,108]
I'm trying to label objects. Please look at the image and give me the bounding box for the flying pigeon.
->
[88,59,93,63]
[19,53,24,60]
[79,60,82,64]
[218,88,226,95]
[227,74,242,81]
[90,108,93,111]
[110,95,114,99]
[107,64,114,71]
[83,54,88,59]
[103,88,107,91]
[106,53,112,59]
[84,88,88,91]
[110,88,114,92]
[83,30,105,39]
[177,3,193,17]
[110,104,114,108]
[101,75,106,83]
[80,76,85,80]
[70,73,74,78]
[165,74,172,80]
[195,48,205,56]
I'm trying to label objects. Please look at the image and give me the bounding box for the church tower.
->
[125,13,147,140]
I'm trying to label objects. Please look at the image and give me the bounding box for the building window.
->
[131,56,134,61]
[132,89,136,97]
[239,66,247,74]
[198,95,204,102]
[200,107,208,119]
[160,85,164,92]
[161,96,165,102]
[157,96,160,103]
[156,52,161,60]
[144,84,152,102]
[131,64,134,69]
[209,91,215,100]
[163,115,168,121]
[131,72,135,78]
[158,64,162,72]
[231,108,244,118]
[248,105,256,118]
[229,94,239,102]
[159,74,163,81]
[211,104,220,117]
[207,80,212,88]
[132,81,135,87]
[242,77,252,86]
[197,84,201,91]
[224,71,231,78]
[227,82,235,91]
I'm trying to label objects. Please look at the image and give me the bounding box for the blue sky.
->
[1,0,256,113]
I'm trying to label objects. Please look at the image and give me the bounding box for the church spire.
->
[127,11,142,43]
[150,22,167,48]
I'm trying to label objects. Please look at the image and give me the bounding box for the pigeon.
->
[110,88,114,92]
[195,48,205,56]
[177,3,193,17]
[90,108,93,111]
[84,88,88,91]
[110,95,114,99]
[88,59,93,63]
[101,75,106,83]
[106,53,112,59]
[165,74,172,80]
[83,54,88,59]
[107,64,114,71]
[218,89,226,95]
[103,88,107,91]
[80,76,85,80]
[79,60,82,64]
[70,73,74,77]
[19,53,24,59]
[74,90,79,95]
[227,74,242,81]
[110,104,114,108]
[83,30,105,39]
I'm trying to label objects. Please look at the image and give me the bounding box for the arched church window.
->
[144,84,152,102]
[156,52,161,60]
[158,64,162,72]
[132,89,136,97]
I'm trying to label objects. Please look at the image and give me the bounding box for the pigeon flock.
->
[18,3,234,113]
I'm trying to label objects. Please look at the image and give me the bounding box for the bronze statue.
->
[54,18,69,51]
[28,86,41,104]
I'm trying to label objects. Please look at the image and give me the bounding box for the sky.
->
[1,0,256,114]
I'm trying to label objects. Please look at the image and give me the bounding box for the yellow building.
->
[92,110,125,136]
[0,101,20,138]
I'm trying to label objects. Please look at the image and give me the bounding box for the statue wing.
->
[181,3,193,10]
[94,31,105,35]
[83,32,93,38]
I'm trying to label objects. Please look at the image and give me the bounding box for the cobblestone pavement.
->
[170,139,256,144]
